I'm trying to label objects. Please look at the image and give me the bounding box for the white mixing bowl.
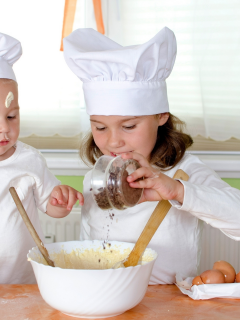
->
[28,240,157,319]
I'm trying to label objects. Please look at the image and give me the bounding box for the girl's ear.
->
[158,113,169,126]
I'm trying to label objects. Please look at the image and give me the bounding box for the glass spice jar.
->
[91,155,143,210]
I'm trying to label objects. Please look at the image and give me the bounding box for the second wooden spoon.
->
[122,169,189,268]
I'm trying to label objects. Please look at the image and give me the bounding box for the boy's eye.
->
[123,125,136,130]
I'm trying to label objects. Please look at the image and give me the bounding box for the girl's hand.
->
[47,185,84,218]
[121,152,184,204]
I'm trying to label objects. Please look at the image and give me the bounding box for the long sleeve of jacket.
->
[169,154,240,240]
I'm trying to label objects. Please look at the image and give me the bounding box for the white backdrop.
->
[1,0,240,140]
[106,0,240,141]
[0,0,89,137]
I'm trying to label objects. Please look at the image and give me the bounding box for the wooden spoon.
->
[9,187,55,267]
[114,169,189,268]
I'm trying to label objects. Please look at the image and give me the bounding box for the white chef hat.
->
[0,32,22,82]
[63,27,176,116]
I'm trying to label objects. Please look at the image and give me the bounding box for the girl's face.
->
[0,80,20,161]
[90,113,169,160]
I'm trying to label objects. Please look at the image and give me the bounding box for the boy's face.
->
[90,113,169,160]
[0,79,20,161]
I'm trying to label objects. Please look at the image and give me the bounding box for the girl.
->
[63,27,240,284]
[0,32,83,284]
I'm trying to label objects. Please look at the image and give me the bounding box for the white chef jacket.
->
[0,141,60,284]
[80,154,240,284]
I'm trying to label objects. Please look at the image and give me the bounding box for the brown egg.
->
[236,271,240,283]
[192,276,204,286]
[213,260,236,283]
[200,269,225,284]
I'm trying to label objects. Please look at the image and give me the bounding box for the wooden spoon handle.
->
[124,169,189,267]
[9,187,55,267]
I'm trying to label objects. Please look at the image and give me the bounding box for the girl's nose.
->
[108,130,125,148]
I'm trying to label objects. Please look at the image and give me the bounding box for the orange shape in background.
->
[60,0,77,51]
[93,0,105,34]
[60,0,105,52]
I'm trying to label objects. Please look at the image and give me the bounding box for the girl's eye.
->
[96,127,106,131]
[7,116,16,119]
[123,125,136,130]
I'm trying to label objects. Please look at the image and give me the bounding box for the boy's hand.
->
[121,152,184,204]
[50,185,84,210]
[46,185,84,218]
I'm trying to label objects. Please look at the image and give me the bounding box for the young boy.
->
[0,32,83,284]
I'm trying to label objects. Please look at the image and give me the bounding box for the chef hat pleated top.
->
[64,27,177,116]
[0,32,22,82]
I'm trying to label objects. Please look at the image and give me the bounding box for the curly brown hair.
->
[79,113,193,171]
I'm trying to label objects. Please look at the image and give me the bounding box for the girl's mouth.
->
[110,151,132,157]
[110,152,118,157]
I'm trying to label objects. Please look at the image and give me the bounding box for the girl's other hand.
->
[121,152,184,204]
